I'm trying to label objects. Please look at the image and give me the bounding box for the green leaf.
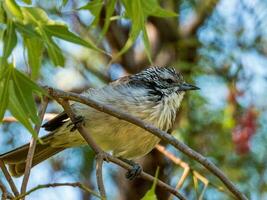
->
[78,0,103,26]
[141,0,177,18]
[0,65,12,121]
[141,167,159,200]
[22,0,31,4]
[3,0,23,20]
[20,7,55,25]
[99,0,116,41]
[39,28,65,66]
[116,0,143,58]
[13,67,44,94]
[0,3,6,23]
[24,36,44,80]
[8,81,37,137]
[12,69,40,124]
[62,0,68,7]
[2,19,17,59]
[116,0,177,60]
[15,22,39,37]
[44,24,102,52]
[142,29,152,63]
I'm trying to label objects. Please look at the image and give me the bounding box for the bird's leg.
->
[67,115,85,132]
[119,157,142,180]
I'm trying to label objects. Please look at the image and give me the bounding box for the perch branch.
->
[13,182,100,200]
[55,97,185,200]
[56,99,107,199]
[0,179,8,200]
[2,113,56,123]
[20,97,49,197]
[46,86,247,200]
[0,160,19,196]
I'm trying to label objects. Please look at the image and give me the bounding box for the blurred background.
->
[1,0,267,199]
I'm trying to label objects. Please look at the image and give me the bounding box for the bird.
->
[0,66,199,178]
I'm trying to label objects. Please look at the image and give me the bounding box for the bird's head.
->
[129,67,199,101]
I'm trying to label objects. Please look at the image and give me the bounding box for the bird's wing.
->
[42,111,69,131]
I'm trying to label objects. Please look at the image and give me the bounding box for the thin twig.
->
[46,87,247,200]
[96,154,106,199]
[20,97,49,197]
[156,145,190,200]
[55,98,185,200]
[56,99,107,199]
[2,113,56,123]
[106,156,186,200]
[13,182,101,200]
[0,160,19,196]
[0,179,8,200]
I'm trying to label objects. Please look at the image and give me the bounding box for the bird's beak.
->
[178,82,200,91]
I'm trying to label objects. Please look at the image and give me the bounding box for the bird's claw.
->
[68,115,85,132]
[125,163,142,180]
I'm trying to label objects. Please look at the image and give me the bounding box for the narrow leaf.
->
[3,0,23,20]
[141,167,159,200]
[15,22,39,37]
[2,19,17,59]
[12,69,40,124]
[40,29,65,66]
[78,0,103,26]
[99,0,116,41]
[0,66,11,121]
[22,0,31,4]
[44,24,102,52]
[24,36,44,80]
[13,68,44,94]
[8,81,37,137]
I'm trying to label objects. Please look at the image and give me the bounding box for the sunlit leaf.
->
[13,67,44,94]
[24,36,44,80]
[78,0,103,26]
[21,7,56,25]
[141,167,159,200]
[40,29,65,66]
[2,19,17,59]
[44,24,101,52]
[12,69,40,124]
[0,3,6,23]
[99,0,116,41]
[141,0,177,17]
[116,0,177,60]
[8,81,37,137]
[15,22,39,37]
[0,65,11,121]
[3,0,23,20]
[22,0,31,4]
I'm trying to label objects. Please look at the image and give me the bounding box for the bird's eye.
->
[166,78,174,84]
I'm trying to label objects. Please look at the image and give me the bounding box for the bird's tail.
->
[0,134,65,177]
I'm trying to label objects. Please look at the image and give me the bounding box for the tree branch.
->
[2,113,56,123]
[54,96,185,199]
[96,154,106,199]
[13,182,101,200]
[0,179,8,200]
[57,99,107,199]
[20,97,49,197]
[46,86,247,200]
[0,160,19,196]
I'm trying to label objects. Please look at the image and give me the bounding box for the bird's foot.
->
[68,115,85,132]
[119,158,142,180]
[125,163,142,180]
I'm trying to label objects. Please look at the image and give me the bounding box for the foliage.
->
[0,0,176,135]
